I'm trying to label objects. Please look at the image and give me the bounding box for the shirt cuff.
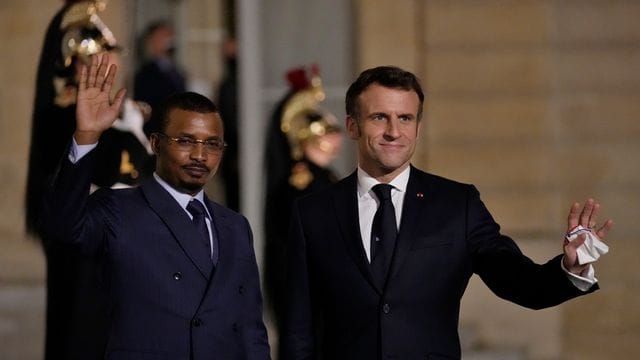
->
[69,137,98,163]
[561,257,598,292]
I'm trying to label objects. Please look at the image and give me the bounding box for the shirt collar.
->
[357,165,411,198]
[153,173,206,211]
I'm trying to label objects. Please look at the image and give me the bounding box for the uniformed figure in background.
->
[263,66,343,355]
[25,1,153,358]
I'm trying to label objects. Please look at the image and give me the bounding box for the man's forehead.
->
[357,86,420,111]
[167,108,219,121]
[166,110,222,129]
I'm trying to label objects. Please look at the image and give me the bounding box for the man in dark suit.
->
[42,54,270,359]
[282,66,613,359]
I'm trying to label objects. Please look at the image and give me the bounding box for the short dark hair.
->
[143,20,173,40]
[345,66,425,119]
[158,92,219,133]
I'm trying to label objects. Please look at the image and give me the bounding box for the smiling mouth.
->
[380,143,404,149]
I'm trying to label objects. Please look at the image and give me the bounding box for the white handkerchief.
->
[565,225,609,265]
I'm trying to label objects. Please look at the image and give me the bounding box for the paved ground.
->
[0,236,45,360]
[0,286,45,360]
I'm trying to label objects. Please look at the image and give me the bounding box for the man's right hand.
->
[74,53,126,145]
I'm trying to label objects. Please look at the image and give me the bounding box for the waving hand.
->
[562,199,613,275]
[74,53,127,145]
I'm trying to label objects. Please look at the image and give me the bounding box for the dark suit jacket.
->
[42,150,270,360]
[283,166,596,360]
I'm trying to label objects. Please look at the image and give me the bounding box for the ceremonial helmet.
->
[54,1,119,106]
[59,0,118,68]
[280,65,340,161]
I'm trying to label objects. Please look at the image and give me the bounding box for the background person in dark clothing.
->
[134,20,187,136]
[216,37,240,211]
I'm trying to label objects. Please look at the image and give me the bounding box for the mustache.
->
[183,163,210,171]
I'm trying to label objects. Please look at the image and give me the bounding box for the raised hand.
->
[74,53,127,144]
[563,199,613,275]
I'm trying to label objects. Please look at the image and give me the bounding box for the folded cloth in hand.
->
[566,225,609,265]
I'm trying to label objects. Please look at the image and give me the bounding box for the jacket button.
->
[382,303,390,314]
[238,285,244,294]
[173,272,182,280]
[192,318,203,327]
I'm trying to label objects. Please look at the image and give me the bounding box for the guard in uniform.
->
[263,65,343,356]
[26,2,153,358]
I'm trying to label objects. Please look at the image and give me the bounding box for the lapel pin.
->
[416,192,424,198]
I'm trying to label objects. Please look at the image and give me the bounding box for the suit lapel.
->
[332,172,380,294]
[389,166,431,280]
[141,179,213,279]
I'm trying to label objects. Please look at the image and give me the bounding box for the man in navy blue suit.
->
[43,54,270,359]
[282,66,613,359]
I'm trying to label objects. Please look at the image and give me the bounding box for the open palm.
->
[75,53,126,144]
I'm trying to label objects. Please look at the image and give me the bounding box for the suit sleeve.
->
[41,148,115,256]
[281,199,315,360]
[467,185,597,309]
[240,216,272,360]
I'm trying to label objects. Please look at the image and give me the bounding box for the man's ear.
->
[150,133,161,155]
[346,116,360,140]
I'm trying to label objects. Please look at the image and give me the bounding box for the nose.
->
[189,143,207,161]
[384,117,401,139]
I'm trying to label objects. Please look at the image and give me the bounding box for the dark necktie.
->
[370,184,397,286]
[187,200,212,259]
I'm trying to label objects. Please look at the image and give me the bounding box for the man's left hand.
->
[563,199,613,275]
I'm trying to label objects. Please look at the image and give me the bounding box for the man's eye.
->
[176,138,194,145]
[372,114,385,121]
[205,140,225,150]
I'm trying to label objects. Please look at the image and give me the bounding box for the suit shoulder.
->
[90,186,145,211]
[108,185,144,200]
[208,200,249,224]
[295,175,349,206]
[411,167,477,194]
